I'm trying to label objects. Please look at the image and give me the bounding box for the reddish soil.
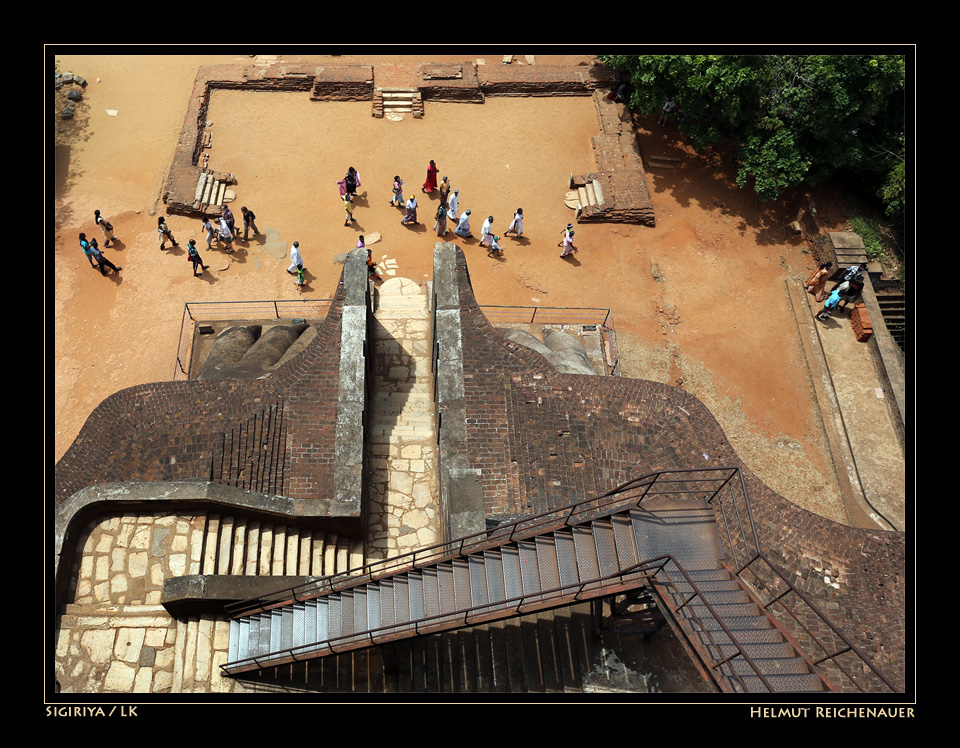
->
[52,53,851,523]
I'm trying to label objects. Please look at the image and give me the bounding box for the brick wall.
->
[449,246,905,691]
[164,61,654,227]
[163,63,374,216]
[54,267,348,514]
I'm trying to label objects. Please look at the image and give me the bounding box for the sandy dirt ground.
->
[51,52,851,524]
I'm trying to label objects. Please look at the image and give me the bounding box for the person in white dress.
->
[505,208,524,238]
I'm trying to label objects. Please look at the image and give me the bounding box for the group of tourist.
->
[78,156,587,288]
[806,262,869,321]
[371,160,575,263]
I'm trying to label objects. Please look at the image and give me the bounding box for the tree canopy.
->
[600,54,906,224]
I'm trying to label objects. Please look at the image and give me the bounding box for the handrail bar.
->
[736,552,900,693]
[221,553,792,693]
[224,467,739,617]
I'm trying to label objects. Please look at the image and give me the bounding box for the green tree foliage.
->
[600,54,906,219]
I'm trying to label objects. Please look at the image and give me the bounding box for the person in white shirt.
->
[455,209,472,237]
[288,241,304,274]
[480,216,494,247]
[448,189,460,222]
[402,195,418,225]
[560,230,577,257]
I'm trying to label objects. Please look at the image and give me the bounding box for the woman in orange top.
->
[805,262,833,302]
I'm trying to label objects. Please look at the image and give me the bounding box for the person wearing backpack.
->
[186,239,209,277]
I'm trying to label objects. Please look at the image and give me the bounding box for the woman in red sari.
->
[422,160,439,193]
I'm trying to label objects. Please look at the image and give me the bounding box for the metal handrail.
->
[478,304,620,376]
[223,465,900,692]
[224,467,739,617]
[221,553,794,693]
[705,470,900,693]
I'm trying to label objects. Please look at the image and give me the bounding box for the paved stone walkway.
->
[55,510,363,693]
[366,277,441,561]
[54,277,441,694]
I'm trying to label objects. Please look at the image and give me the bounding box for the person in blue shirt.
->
[79,233,96,267]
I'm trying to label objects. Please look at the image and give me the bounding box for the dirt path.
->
[52,52,848,523]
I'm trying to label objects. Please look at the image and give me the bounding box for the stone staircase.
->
[875,287,906,351]
[223,603,656,694]
[372,88,423,119]
[366,278,440,561]
[55,509,363,694]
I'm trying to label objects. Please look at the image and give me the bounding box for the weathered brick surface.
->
[477,63,619,95]
[164,60,653,226]
[54,269,348,513]
[449,247,904,691]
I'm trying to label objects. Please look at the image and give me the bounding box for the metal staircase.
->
[221,467,898,693]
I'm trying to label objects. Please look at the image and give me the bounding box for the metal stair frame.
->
[220,467,899,693]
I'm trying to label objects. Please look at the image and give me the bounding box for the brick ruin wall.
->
[54,267,349,512]
[163,61,654,226]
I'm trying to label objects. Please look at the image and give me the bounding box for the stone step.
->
[374,308,431,320]
[376,296,430,308]
[368,424,435,439]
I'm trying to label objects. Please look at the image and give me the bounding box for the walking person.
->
[401,194,418,225]
[815,287,843,321]
[422,160,439,193]
[186,239,209,277]
[559,230,578,258]
[390,175,405,207]
[836,277,866,313]
[455,210,472,238]
[480,216,495,248]
[79,232,97,268]
[344,192,357,226]
[218,217,234,253]
[658,96,678,125]
[158,217,179,250]
[433,201,448,236]
[487,235,503,257]
[558,223,574,246]
[94,210,117,247]
[221,205,238,238]
[287,241,304,275]
[504,208,524,238]
[438,176,451,205]
[293,264,306,289]
[447,189,460,223]
[805,262,833,302]
[366,249,382,281]
[89,238,122,275]
[342,167,360,196]
[241,206,259,240]
[201,216,216,249]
